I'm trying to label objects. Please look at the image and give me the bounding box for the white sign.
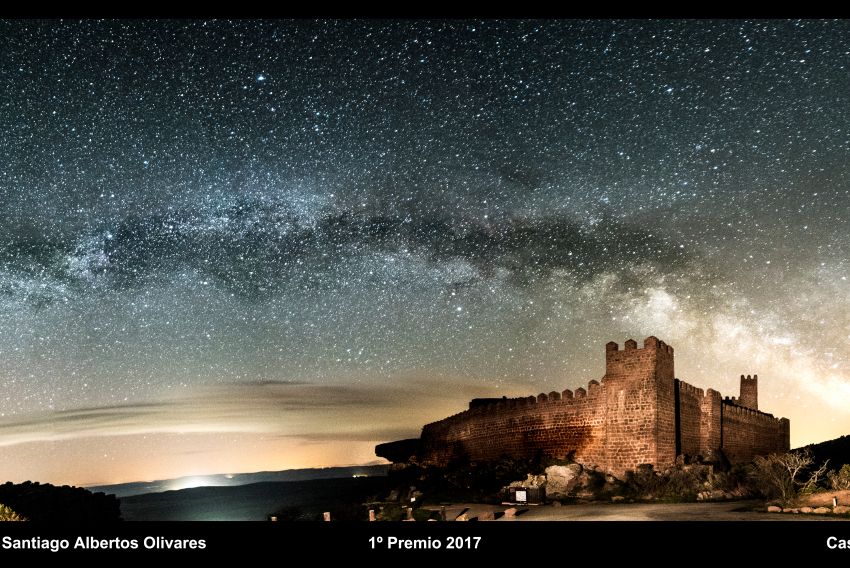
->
[515,490,527,502]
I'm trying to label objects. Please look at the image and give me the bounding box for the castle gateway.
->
[376,336,790,476]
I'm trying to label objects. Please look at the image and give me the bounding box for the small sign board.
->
[515,490,527,503]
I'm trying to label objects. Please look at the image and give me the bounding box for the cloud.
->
[274,428,421,443]
[0,377,501,448]
[241,379,310,387]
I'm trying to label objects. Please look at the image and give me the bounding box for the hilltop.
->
[798,434,850,469]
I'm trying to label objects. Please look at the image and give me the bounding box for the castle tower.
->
[603,336,676,473]
[738,374,758,410]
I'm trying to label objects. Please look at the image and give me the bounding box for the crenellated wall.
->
[419,380,609,469]
[720,399,790,463]
[391,336,790,476]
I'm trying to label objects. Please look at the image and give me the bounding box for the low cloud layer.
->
[0,378,509,448]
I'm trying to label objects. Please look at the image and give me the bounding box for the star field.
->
[1,19,849,485]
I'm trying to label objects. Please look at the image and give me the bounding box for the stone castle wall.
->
[396,336,790,476]
[420,383,608,470]
[721,402,791,463]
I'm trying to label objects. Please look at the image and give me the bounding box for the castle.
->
[376,336,790,476]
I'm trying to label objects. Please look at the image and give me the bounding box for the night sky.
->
[2,20,849,486]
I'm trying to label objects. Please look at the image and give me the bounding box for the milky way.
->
[1,20,849,485]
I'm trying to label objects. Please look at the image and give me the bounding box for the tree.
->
[828,464,850,491]
[801,458,830,495]
[0,504,26,521]
[750,450,829,504]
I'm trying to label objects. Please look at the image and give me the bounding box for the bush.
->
[412,507,440,521]
[623,465,661,499]
[712,463,752,494]
[376,503,404,521]
[662,467,704,502]
[828,464,850,491]
[620,464,711,502]
[750,450,829,504]
[0,504,26,521]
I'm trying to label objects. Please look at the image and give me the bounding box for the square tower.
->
[738,374,758,410]
[603,336,676,474]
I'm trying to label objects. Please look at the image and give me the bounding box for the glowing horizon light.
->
[166,476,221,491]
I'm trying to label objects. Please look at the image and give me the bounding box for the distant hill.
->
[120,476,390,521]
[797,434,850,469]
[88,464,390,498]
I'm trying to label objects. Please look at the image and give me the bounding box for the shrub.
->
[710,462,753,496]
[622,464,662,499]
[412,507,440,521]
[750,450,829,504]
[376,503,404,521]
[662,467,703,501]
[0,504,26,521]
[828,464,850,491]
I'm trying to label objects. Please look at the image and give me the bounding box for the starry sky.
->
[1,19,849,486]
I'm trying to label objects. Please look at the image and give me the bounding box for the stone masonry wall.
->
[721,401,790,463]
[419,385,608,468]
[677,381,704,457]
[699,388,722,456]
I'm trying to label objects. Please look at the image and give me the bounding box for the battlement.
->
[604,336,674,384]
[677,380,705,398]
[452,377,611,419]
[606,336,675,355]
[722,397,774,419]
